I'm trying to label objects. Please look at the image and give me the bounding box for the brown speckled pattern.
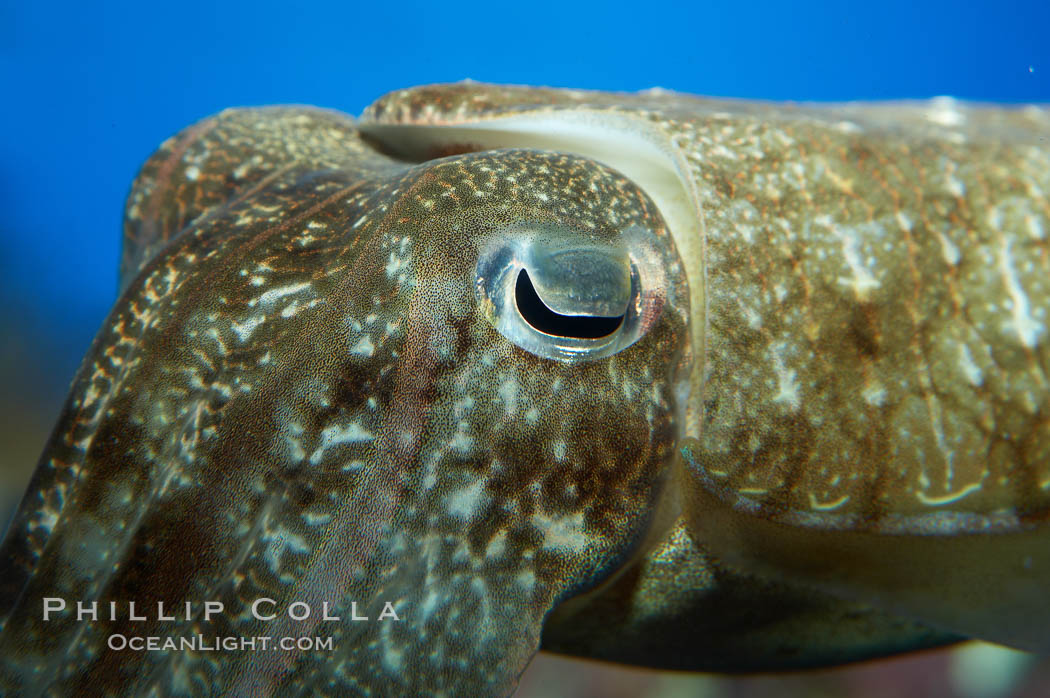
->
[361,82,1050,659]
[362,83,1050,527]
[0,105,688,696]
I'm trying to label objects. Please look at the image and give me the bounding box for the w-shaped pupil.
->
[515,270,624,339]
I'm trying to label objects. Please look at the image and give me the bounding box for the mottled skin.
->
[361,83,1050,659]
[0,83,1048,695]
[0,106,688,695]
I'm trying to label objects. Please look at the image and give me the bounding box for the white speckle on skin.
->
[257,282,310,307]
[263,526,311,574]
[205,328,228,356]
[1026,215,1045,240]
[535,510,589,551]
[926,97,965,127]
[351,335,375,357]
[81,383,101,409]
[485,531,506,558]
[895,211,913,233]
[185,165,200,181]
[998,238,1043,348]
[987,208,1004,231]
[935,231,962,266]
[309,421,374,464]
[446,478,488,519]
[498,378,519,417]
[957,343,983,386]
[380,622,403,672]
[830,222,881,299]
[515,568,537,588]
[280,298,319,318]
[453,395,475,418]
[769,343,800,411]
[419,591,440,621]
[302,511,333,526]
[743,304,762,329]
[231,316,264,342]
[862,382,887,407]
[31,508,59,534]
[449,424,474,455]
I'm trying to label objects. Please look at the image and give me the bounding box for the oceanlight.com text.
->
[107,634,335,652]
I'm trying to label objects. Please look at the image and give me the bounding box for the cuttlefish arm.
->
[0,106,690,695]
[359,83,1050,655]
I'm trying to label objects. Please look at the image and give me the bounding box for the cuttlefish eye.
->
[514,265,627,339]
[476,224,662,362]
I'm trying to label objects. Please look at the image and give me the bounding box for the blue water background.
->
[2,0,1049,382]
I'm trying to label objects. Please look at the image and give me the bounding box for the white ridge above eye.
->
[476,223,661,363]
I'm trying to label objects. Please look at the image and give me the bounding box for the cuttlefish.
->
[1,82,1048,696]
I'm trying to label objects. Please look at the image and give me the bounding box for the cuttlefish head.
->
[298,147,692,694]
[340,145,692,630]
[0,108,690,696]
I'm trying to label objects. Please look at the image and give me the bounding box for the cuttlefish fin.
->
[542,516,959,671]
[679,437,1050,653]
[541,463,959,671]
